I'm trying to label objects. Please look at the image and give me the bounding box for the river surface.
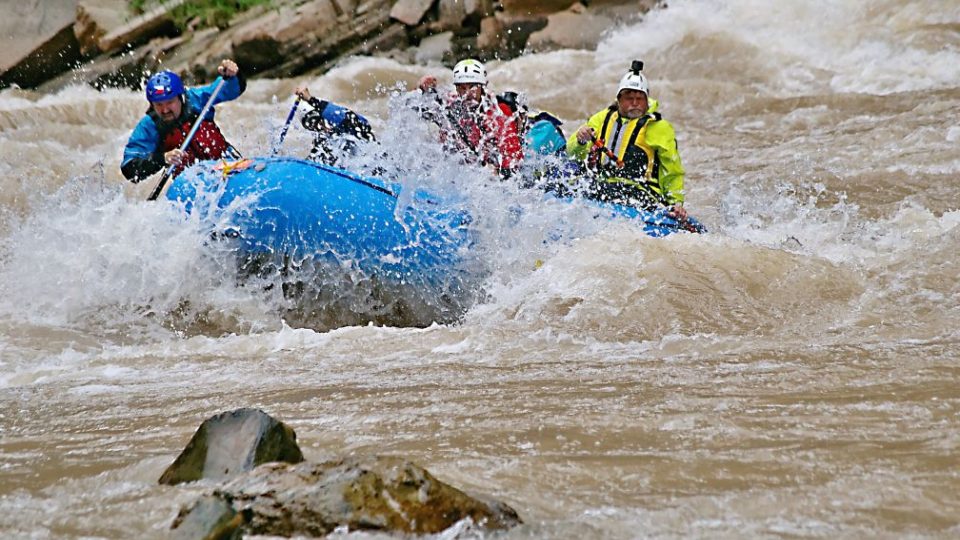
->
[2,0,960,537]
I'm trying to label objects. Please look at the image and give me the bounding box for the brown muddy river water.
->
[2,0,959,537]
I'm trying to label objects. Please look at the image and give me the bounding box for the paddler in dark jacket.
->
[294,86,375,167]
[121,59,245,182]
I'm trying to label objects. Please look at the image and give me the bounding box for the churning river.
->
[2,0,960,537]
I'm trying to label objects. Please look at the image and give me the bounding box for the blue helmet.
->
[145,71,185,103]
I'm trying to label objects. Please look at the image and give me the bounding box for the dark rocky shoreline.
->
[1,0,656,92]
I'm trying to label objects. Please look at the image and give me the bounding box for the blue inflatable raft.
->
[165,157,702,286]
[166,157,473,293]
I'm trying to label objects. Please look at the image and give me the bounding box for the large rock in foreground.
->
[159,408,305,485]
[172,457,521,537]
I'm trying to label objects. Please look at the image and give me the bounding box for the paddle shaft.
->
[147,78,227,201]
[421,88,491,164]
[273,97,301,154]
[590,135,623,168]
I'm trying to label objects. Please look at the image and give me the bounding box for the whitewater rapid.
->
[2,0,959,537]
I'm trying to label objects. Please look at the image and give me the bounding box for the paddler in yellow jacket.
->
[566,60,688,221]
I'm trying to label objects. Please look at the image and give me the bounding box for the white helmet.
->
[617,60,649,96]
[452,59,487,85]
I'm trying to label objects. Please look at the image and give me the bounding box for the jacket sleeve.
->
[188,73,246,121]
[300,97,329,132]
[339,110,375,141]
[565,110,605,161]
[301,97,375,141]
[121,115,165,182]
[647,119,685,205]
[404,88,447,126]
[494,102,524,172]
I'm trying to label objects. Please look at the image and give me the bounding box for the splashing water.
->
[2,0,960,537]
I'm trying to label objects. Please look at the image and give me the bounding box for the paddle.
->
[645,205,706,233]
[147,78,227,201]
[272,96,301,155]
[418,86,488,164]
[590,135,623,169]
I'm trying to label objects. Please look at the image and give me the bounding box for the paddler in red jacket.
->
[414,59,524,178]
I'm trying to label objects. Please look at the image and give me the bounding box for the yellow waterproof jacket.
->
[566,99,685,205]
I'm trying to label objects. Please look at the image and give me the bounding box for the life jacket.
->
[441,91,523,173]
[587,104,665,206]
[149,103,232,174]
[524,111,566,156]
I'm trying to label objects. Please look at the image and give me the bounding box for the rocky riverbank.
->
[1,0,656,92]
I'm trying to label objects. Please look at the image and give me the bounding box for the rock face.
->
[1,0,655,91]
[390,0,435,26]
[169,496,249,540]
[0,1,77,72]
[0,1,80,88]
[171,457,522,537]
[91,0,185,55]
[526,2,615,51]
[228,0,397,79]
[159,408,305,486]
[499,0,578,15]
[75,0,133,56]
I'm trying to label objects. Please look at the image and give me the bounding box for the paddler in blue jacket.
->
[294,86,374,167]
[121,59,245,182]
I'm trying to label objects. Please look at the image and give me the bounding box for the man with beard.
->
[415,59,523,178]
[566,60,687,221]
[121,59,245,182]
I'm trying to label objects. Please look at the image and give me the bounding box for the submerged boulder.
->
[159,408,304,485]
[172,457,521,537]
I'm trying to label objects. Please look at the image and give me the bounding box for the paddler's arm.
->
[296,87,329,133]
[647,119,685,209]
[121,116,165,182]
[121,154,165,182]
[565,113,604,161]
[408,74,446,124]
[295,87,375,142]
[214,59,245,101]
[190,60,245,120]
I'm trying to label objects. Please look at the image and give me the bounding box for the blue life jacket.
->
[524,112,566,156]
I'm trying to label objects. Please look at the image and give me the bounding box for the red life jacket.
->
[150,106,232,175]
[440,93,523,174]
